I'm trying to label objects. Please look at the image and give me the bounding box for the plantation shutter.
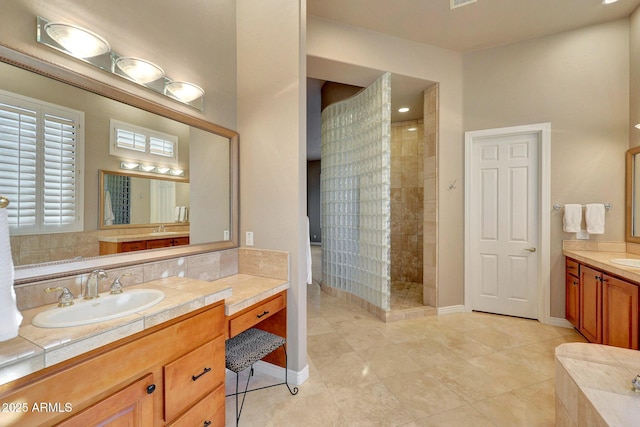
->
[115,128,146,152]
[0,101,38,231]
[0,90,83,234]
[149,136,175,158]
[43,110,79,229]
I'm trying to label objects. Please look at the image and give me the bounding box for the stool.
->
[225,328,298,426]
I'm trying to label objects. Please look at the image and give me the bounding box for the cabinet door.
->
[579,265,602,343]
[565,272,580,327]
[146,238,173,249]
[603,275,639,350]
[57,374,155,427]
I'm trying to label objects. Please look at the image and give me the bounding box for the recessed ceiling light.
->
[408,127,417,132]
[603,0,619,4]
[398,107,410,113]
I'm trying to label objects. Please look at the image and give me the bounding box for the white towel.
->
[585,204,606,234]
[306,217,312,285]
[104,191,115,226]
[174,206,181,222]
[563,204,582,233]
[0,208,22,341]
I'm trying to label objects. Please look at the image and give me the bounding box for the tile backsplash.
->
[14,248,238,311]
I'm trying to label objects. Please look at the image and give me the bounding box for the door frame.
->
[464,123,551,323]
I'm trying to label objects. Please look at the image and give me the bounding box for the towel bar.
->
[553,203,612,211]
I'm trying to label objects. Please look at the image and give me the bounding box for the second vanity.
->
[564,243,640,350]
[0,253,290,426]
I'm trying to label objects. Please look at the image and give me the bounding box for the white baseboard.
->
[253,361,309,386]
[547,316,574,329]
[437,305,466,315]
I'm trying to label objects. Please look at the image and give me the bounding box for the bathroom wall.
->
[464,19,629,318]
[391,120,424,284]
[630,8,640,148]
[237,0,307,374]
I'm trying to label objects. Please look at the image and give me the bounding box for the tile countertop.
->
[563,249,640,283]
[555,342,640,426]
[97,232,190,243]
[0,273,289,386]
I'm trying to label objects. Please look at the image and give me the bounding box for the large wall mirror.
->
[626,146,640,243]
[0,45,238,283]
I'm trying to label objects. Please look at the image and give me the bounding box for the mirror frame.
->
[625,146,640,243]
[0,44,239,285]
[99,169,190,230]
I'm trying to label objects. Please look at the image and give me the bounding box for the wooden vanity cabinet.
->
[579,265,603,344]
[225,290,288,368]
[100,236,190,255]
[0,302,225,426]
[603,275,639,350]
[566,258,640,350]
[565,259,580,327]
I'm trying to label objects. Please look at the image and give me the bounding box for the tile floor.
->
[390,281,423,310]
[224,245,587,426]
[225,285,587,426]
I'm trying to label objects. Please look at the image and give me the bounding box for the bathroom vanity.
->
[98,232,190,255]
[0,269,290,426]
[564,249,639,350]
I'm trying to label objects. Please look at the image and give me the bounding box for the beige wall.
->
[0,0,237,130]
[464,19,629,318]
[631,9,640,148]
[237,1,307,372]
[307,16,465,308]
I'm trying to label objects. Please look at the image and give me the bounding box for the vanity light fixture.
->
[165,81,205,103]
[139,165,156,172]
[635,123,640,129]
[43,22,111,58]
[37,16,205,110]
[169,169,184,176]
[398,107,410,113]
[156,167,171,174]
[115,57,164,84]
[120,162,139,170]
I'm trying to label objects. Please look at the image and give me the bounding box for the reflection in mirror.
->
[625,146,640,242]
[99,170,190,227]
[0,48,238,271]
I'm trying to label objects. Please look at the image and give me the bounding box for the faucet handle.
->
[45,287,75,307]
[633,374,640,393]
[110,273,130,294]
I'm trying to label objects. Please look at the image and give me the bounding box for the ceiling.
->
[306,0,640,161]
[307,0,640,53]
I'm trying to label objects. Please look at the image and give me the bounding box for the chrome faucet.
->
[633,374,640,393]
[84,269,107,299]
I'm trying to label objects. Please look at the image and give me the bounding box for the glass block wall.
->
[320,73,392,311]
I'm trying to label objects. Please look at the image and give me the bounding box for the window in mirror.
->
[110,119,178,164]
[0,89,84,234]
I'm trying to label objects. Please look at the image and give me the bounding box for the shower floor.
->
[390,281,423,310]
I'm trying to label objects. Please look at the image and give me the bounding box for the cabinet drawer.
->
[168,384,225,427]
[164,336,225,422]
[566,259,579,277]
[146,238,173,249]
[173,237,190,246]
[229,294,285,337]
[121,240,147,252]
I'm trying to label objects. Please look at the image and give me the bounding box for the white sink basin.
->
[32,289,165,328]
[609,258,640,268]
[150,231,180,236]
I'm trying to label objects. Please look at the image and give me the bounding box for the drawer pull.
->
[146,384,156,394]
[192,367,212,382]
[257,310,270,318]
[573,281,578,286]
[204,422,212,427]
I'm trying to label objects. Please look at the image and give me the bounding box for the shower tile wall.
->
[391,120,424,284]
[423,84,439,307]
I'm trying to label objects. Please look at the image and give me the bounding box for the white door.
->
[467,130,539,319]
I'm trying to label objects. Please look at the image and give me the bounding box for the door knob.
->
[525,247,537,253]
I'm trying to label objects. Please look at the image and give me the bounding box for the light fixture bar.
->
[36,16,204,110]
